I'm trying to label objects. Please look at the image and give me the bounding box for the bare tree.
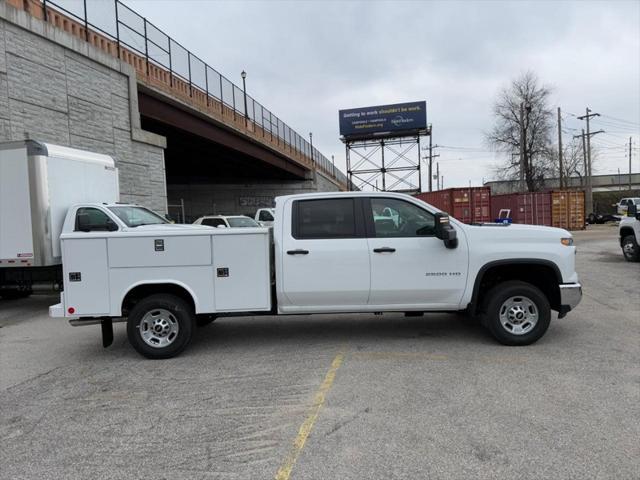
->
[561,140,586,186]
[486,71,555,192]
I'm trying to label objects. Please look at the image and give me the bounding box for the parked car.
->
[193,215,260,228]
[586,212,618,225]
[619,204,640,262]
[51,192,582,359]
[614,197,640,216]
[255,208,275,227]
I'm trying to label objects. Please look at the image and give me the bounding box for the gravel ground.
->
[1,224,638,480]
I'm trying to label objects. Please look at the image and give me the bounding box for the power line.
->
[600,114,640,126]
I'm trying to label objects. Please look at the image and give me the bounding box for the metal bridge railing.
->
[24,0,348,186]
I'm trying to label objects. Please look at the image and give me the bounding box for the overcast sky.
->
[131,0,640,189]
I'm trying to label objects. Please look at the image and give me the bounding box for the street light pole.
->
[309,132,314,163]
[241,70,248,128]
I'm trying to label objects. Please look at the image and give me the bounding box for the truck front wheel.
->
[482,281,551,346]
[621,235,640,262]
[127,294,194,359]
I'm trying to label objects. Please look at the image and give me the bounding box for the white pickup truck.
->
[619,204,640,262]
[50,192,582,359]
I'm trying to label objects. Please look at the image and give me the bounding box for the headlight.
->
[561,237,574,246]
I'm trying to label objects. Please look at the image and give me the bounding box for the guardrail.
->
[10,0,348,187]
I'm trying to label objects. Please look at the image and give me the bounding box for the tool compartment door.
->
[62,238,110,315]
[212,231,271,312]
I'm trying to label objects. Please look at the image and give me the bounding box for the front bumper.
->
[558,283,582,318]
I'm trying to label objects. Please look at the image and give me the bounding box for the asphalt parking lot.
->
[1,224,639,480]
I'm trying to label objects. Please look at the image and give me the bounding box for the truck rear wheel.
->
[621,235,640,262]
[482,281,551,346]
[127,294,194,359]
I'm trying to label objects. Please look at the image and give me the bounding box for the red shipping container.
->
[414,190,452,213]
[415,187,492,224]
[491,192,552,226]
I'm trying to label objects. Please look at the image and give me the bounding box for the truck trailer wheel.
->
[482,281,551,346]
[621,235,640,262]
[127,294,194,359]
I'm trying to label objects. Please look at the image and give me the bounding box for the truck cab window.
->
[202,218,226,227]
[294,199,356,239]
[108,206,168,227]
[370,198,435,237]
[75,207,116,232]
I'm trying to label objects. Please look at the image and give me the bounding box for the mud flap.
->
[101,319,114,348]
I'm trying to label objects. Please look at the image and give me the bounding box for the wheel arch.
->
[120,281,197,316]
[469,259,562,315]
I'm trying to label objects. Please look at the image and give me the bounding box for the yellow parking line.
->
[352,351,448,361]
[275,352,345,480]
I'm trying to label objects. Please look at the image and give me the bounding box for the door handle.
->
[373,247,396,253]
[287,249,309,255]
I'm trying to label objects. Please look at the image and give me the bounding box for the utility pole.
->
[436,162,440,190]
[428,125,433,192]
[630,137,633,192]
[577,108,600,214]
[574,125,604,215]
[421,126,439,192]
[579,129,587,187]
[519,103,525,192]
[557,107,563,188]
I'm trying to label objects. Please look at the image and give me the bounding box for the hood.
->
[461,222,571,239]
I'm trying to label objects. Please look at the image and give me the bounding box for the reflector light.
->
[68,307,75,314]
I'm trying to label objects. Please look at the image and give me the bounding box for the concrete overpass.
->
[0,0,347,220]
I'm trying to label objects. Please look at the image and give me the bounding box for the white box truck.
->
[0,140,119,298]
[50,191,582,359]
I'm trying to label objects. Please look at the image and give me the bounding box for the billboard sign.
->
[339,101,427,139]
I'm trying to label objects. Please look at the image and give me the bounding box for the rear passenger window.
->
[294,199,356,239]
[202,218,225,227]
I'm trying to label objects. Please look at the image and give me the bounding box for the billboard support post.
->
[343,136,423,193]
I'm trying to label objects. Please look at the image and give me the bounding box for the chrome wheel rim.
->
[498,296,538,335]
[623,241,636,257]
[139,308,179,348]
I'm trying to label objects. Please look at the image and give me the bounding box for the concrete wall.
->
[168,172,341,222]
[0,4,168,213]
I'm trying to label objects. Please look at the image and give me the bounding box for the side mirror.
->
[434,212,458,249]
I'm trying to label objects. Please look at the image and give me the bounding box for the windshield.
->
[227,217,260,227]
[108,206,169,227]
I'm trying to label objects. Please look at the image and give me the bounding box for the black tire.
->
[621,235,640,262]
[196,314,217,327]
[126,294,194,359]
[482,281,551,346]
